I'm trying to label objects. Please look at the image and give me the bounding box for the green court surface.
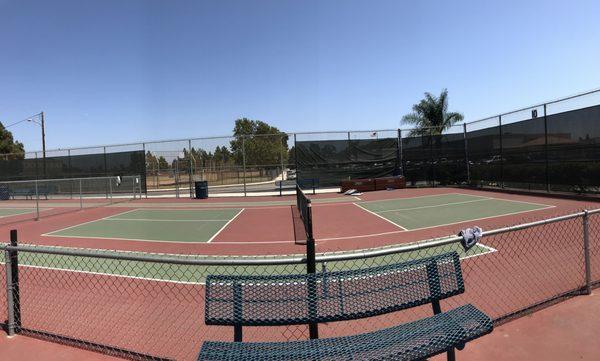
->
[0,208,34,218]
[2,241,495,284]
[357,193,550,230]
[45,208,243,243]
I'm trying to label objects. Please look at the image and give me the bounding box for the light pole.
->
[27,112,46,177]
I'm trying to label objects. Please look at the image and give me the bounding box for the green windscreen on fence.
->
[295,138,400,187]
[0,150,147,192]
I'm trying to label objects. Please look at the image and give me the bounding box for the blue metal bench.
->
[200,252,493,360]
[10,186,52,200]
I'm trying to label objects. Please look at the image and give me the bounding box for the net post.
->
[583,210,592,295]
[304,193,319,339]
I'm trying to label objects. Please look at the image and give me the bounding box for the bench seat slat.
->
[199,303,493,361]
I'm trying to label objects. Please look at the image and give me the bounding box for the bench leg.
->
[447,348,456,361]
[234,324,242,342]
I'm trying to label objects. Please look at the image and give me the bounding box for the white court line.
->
[43,209,140,236]
[41,233,224,244]
[353,203,408,231]
[462,243,498,260]
[404,205,557,232]
[377,198,492,213]
[207,208,245,243]
[357,192,489,205]
[105,218,232,222]
[316,205,556,242]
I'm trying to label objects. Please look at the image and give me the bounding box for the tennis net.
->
[293,185,313,244]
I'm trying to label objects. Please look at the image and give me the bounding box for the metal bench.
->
[10,186,52,200]
[200,252,493,361]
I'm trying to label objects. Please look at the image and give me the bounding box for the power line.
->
[2,112,43,129]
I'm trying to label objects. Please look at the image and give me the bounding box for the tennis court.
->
[355,193,553,231]
[43,208,244,243]
[0,208,35,218]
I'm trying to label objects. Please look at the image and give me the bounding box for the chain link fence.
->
[1,208,599,360]
[0,175,142,227]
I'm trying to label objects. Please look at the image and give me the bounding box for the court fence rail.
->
[1,208,600,360]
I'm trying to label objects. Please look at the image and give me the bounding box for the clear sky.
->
[1,0,599,152]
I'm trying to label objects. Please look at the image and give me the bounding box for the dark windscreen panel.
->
[296,138,399,187]
[500,117,547,191]
[546,104,600,193]
[466,125,502,187]
[0,150,146,192]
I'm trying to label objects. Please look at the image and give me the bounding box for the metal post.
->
[175,160,180,199]
[41,111,47,178]
[5,249,15,336]
[498,116,504,188]
[188,139,193,199]
[103,146,108,199]
[463,123,470,184]
[583,210,591,295]
[34,180,40,220]
[293,133,298,184]
[280,135,285,197]
[7,229,21,334]
[68,149,73,199]
[397,129,403,176]
[242,136,247,196]
[108,176,113,203]
[305,201,319,339]
[543,104,550,192]
[79,178,83,210]
[143,143,148,199]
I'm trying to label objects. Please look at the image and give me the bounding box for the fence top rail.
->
[0,175,141,185]
[1,208,598,266]
[464,87,600,126]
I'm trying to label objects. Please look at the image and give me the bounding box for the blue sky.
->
[1,0,599,152]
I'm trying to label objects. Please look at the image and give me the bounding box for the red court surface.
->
[2,291,598,360]
[0,187,598,256]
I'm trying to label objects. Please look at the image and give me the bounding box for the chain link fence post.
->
[242,136,247,196]
[463,123,470,185]
[4,248,15,336]
[583,210,592,295]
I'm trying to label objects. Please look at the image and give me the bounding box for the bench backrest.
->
[205,252,464,326]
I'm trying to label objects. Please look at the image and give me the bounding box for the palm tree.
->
[402,89,464,136]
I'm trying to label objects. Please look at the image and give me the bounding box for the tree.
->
[230,118,288,166]
[157,156,169,169]
[401,89,464,136]
[0,121,25,159]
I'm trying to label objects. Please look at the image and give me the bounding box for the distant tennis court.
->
[356,193,553,231]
